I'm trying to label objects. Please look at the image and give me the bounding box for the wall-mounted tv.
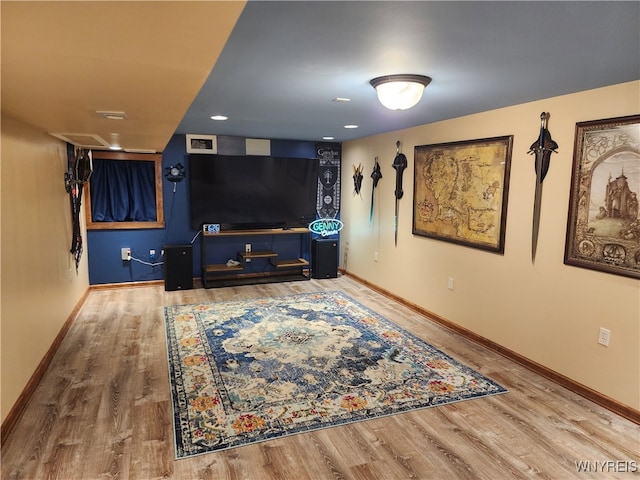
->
[189,154,319,231]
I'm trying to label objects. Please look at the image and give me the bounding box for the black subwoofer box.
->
[311,238,338,279]
[163,244,193,291]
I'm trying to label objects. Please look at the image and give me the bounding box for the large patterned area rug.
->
[164,291,507,458]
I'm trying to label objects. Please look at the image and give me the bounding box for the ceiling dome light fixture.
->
[370,74,432,110]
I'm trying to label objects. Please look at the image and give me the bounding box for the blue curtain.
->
[90,159,157,222]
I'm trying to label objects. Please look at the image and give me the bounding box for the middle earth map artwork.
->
[412,136,513,253]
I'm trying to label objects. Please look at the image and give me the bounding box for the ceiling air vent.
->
[49,133,110,149]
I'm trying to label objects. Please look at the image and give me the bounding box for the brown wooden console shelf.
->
[201,227,310,288]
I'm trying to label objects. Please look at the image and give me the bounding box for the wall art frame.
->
[186,134,217,154]
[413,135,513,253]
[564,114,640,279]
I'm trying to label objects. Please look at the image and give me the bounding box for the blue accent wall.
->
[87,134,336,285]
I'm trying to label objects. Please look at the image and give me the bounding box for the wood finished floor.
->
[2,275,639,479]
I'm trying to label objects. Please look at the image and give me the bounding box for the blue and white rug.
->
[164,291,507,458]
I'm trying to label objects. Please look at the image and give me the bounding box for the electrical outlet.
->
[598,327,611,347]
[245,243,252,253]
[121,247,131,261]
[374,251,379,262]
[150,249,156,261]
[447,277,454,290]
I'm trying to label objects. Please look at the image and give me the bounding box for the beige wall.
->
[1,114,89,422]
[341,81,640,410]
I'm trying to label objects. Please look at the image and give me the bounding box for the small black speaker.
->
[311,239,338,279]
[164,245,193,291]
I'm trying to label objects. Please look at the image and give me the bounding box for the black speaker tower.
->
[163,244,193,291]
[311,238,338,279]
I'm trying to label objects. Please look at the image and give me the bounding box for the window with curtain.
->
[85,151,164,230]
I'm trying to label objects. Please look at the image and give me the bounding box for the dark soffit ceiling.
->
[175,1,640,144]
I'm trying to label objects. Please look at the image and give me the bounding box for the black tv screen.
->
[189,154,319,231]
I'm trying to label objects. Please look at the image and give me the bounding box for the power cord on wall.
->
[129,255,164,268]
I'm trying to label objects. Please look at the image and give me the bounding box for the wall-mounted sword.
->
[528,112,558,263]
[392,141,407,246]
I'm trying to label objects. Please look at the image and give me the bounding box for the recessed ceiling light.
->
[96,110,127,120]
[322,136,335,140]
[210,115,228,121]
[344,124,358,129]
[332,97,351,103]
[125,148,156,153]
[107,133,122,150]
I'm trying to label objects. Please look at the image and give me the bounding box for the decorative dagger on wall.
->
[528,112,558,263]
[352,163,364,197]
[370,156,382,224]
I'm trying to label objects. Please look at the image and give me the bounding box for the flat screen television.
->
[189,154,319,231]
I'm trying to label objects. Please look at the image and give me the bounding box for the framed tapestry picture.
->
[186,134,217,154]
[564,114,640,279]
[413,135,513,253]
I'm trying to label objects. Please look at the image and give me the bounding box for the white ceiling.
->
[2,1,639,152]
[1,1,246,153]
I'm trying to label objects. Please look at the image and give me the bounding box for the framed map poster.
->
[564,115,640,279]
[413,136,513,253]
